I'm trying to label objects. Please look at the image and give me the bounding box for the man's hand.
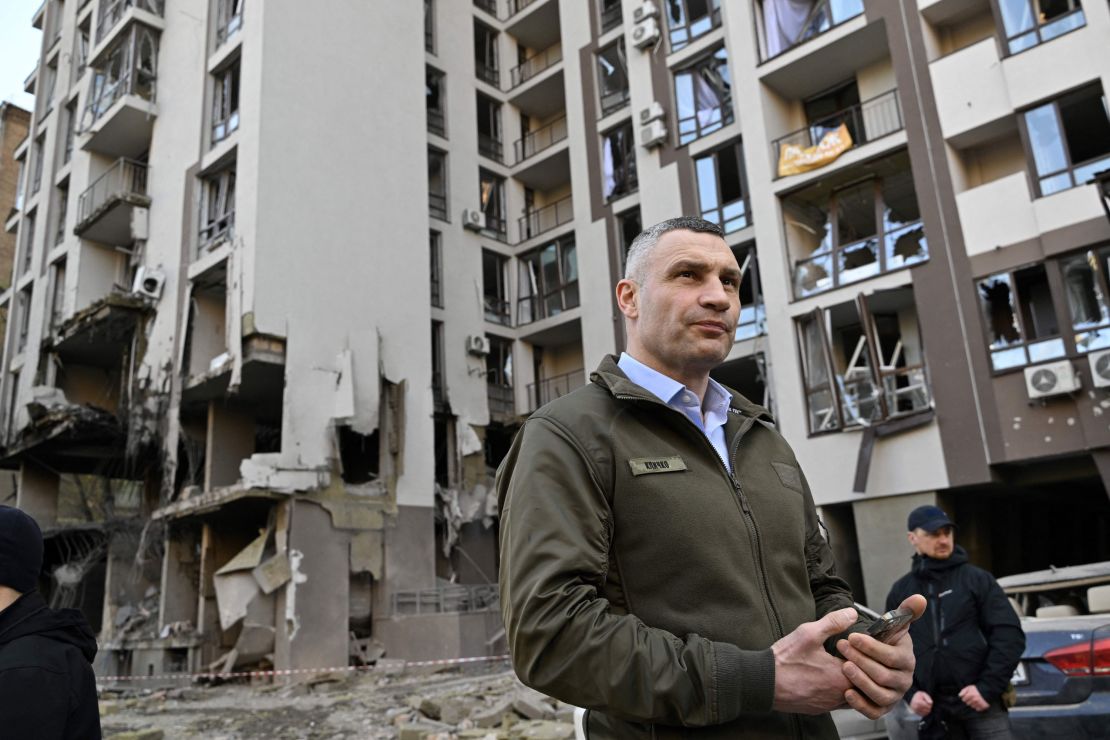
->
[909,690,933,717]
[958,685,989,712]
[836,594,927,720]
[771,607,856,715]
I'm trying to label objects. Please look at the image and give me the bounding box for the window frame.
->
[482,249,512,326]
[215,0,243,47]
[990,0,1086,57]
[426,65,447,138]
[733,244,765,342]
[596,38,630,118]
[211,58,240,146]
[428,147,448,221]
[429,230,443,309]
[672,45,733,146]
[665,0,723,52]
[516,236,579,325]
[976,263,1067,374]
[695,139,751,234]
[1018,84,1110,198]
[1059,244,1110,355]
[198,166,236,251]
[479,168,507,239]
[53,182,69,246]
[601,121,637,201]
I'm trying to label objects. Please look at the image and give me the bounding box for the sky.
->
[0,0,44,111]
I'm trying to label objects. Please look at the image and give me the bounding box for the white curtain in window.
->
[695,67,722,127]
[602,136,616,199]
[763,0,816,57]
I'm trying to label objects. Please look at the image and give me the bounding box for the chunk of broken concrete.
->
[512,695,555,721]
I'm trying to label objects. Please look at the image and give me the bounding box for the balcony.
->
[95,0,164,46]
[773,89,903,179]
[527,368,584,412]
[513,117,570,190]
[508,45,565,119]
[757,5,887,100]
[79,24,158,159]
[479,133,503,163]
[487,383,515,423]
[505,0,560,51]
[518,196,572,244]
[74,158,149,245]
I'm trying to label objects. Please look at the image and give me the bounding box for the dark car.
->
[884,561,1110,739]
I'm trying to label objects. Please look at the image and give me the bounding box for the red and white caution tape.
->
[97,653,511,683]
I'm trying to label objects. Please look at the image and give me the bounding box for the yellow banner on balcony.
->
[777,123,854,178]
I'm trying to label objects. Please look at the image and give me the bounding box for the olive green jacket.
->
[497,356,865,739]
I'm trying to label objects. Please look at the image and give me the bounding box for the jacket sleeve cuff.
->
[713,643,775,721]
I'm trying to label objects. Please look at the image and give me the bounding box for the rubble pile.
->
[98,662,578,739]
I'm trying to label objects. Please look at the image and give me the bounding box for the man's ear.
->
[616,279,639,319]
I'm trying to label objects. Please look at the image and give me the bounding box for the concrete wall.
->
[853,491,937,611]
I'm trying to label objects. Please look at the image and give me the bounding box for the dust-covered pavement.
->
[97,661,579,740]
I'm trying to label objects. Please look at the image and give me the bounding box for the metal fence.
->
[518,196,573,243]
[772,89,902,168]
[514,116,567,163]
[510,45,561,89]
[528,368,585,411]
[75,157,148,230]
[392,584,499,616]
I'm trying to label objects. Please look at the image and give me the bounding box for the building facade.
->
[3,0,1110,678]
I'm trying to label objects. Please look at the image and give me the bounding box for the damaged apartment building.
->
[3,0,1110,681]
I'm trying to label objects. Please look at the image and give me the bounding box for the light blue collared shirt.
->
[617,352,734,473]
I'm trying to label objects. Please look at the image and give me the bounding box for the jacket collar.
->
[591,354,775,423]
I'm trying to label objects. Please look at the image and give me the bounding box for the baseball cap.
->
[0,505,44,593]
[907,505,956,533]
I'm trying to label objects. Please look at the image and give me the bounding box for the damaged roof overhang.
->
[151,485,285,522]
[0,403,126,473]
[46,293,152,368]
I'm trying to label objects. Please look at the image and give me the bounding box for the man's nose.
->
[701,281,732,310]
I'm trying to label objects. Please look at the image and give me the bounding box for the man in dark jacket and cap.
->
[886,505,1025,739]
[0,505,102,739]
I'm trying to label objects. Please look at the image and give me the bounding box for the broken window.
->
[425,0,435,53]
[517,237,578,325]
[474,21,499,86]
[216,0,243,46]
[758,0,865,60]
[63,100,77,164]
[999,0,1084,54]
[602,122,637,200]
[665,0,722,51]
[597,38,629,117]
[81,24,158,130]
[338,425,379,484]
[786,164,927,298]
[199,166,236,250]
[431,320,446,412]
[617,208,641,273]
[13,156,25,211]
[486,334,514,421]
[74,21,89,78]
[695,139,750,234]
[733,244,765,341]
[479,169,507,238]
[96,0,165,43]
[426,66,446,137]
[40,60,57,117]
[53,182,69,245]
[1022,84,1110,196]
[797,288,930,433]
[16,286,32,353]
[49,258,66,329]
[978,264,1065,371]
[20,211,36,276]
[211,60,240,145]
[1061,246,1110,353]
[599,0,622,32]
[31,135,44,195]
[674,46,732,145]
[482,249,511,325]
[428,147,447,221]
[429,230,443,308]
[477,94,502,161]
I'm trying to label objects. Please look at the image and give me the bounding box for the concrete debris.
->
[239,453,330,493]
[252,552,292,594]
[435,483,498,559]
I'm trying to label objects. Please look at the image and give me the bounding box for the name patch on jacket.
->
[628,456,687,476]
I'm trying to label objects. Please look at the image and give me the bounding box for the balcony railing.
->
[484,296,511,325]
[95,0,164,44]
[432,370,446,411]
[429,192,447,221]
[772,89,902,179]
[600,3,622,33]
[478,133,503,162]
[474,0,498,16]
[75,158,148,231]
[510,44,561,89]
[518,196,573,242]
[514,116,567,163]
[80,24,159,133]
[600,88,630,118]
[527,368,584,411]
[476,61,499,87]
[507,0,540,17]
[487,382,515,421]
[427,108,445,137]
[484,214,508,239]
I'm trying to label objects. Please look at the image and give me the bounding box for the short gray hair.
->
[624,217,724,284]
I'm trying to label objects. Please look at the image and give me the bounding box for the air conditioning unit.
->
[639,101,664,125]
[466,335,491,357]
[641,119,667,148]
[132,266,165,301]
[631,17,660,49]
[631,1,658,23]
[462,209,486,231]
[1089,349,1110,388]
[1024,360,1080,399]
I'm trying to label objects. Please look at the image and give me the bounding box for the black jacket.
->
[886,547,1025,715]
[0,591,101,739]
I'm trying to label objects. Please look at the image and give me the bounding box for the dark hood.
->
[0,590,98,663]
[912,545,970,579]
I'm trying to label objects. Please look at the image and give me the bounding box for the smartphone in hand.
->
[866,607,914,644]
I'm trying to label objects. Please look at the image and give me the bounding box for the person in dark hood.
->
[0,505,102,739]
[886,505,1025,739]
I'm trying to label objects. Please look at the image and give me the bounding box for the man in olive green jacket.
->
[497,217,925,738]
